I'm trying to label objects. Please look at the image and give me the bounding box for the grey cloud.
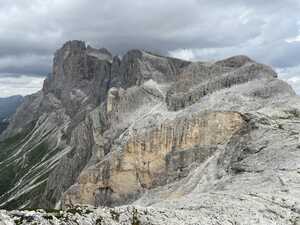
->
[0,0,300,96]
[0,54,52,75]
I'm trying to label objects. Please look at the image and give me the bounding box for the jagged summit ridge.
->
[0,40,299,225]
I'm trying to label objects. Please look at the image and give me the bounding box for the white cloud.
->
[276,66,300,94]
[0,75,44,97]
[286,35,300,43]
[169,49,196,61]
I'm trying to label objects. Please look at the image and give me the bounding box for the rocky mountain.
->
[0,95,24,134]
[0,40,300,225]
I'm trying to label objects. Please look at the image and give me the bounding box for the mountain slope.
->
[0,41,300,225]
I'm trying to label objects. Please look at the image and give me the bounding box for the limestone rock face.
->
[43,40,112,116]
[63,111,245,207]
[0,40,300,225]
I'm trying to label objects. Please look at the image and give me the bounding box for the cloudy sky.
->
[1,0,300,97]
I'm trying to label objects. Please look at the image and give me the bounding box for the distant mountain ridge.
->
[0,95,23,134]
[0,95,24,121]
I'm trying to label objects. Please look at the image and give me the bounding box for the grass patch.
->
[132,208,141,225]
[4,180,47,210]
[0,131,28,159]
[26,142,49,166]
[0,164,17,194]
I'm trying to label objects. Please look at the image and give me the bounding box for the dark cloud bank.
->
[1,0,300,96]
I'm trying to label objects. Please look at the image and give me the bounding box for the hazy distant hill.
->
[0,95,23,134]
[0,95,24,121]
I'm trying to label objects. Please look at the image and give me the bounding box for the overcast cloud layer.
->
[1,0,300,96]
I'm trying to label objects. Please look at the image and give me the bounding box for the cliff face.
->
[0,41,300,225]
[63,111,245,207]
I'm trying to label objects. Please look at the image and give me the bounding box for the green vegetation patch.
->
[0,120,37,160]
[0,164,18,194]
[0,131,28,159]
[26,142,49,166]
[4,179,47,210]
[0,140,51,209]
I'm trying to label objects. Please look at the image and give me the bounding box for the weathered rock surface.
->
[63,111,244,207]
[0,40,300,225]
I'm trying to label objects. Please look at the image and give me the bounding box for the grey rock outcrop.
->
[166,57,278,110]
[0,40,300,225]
